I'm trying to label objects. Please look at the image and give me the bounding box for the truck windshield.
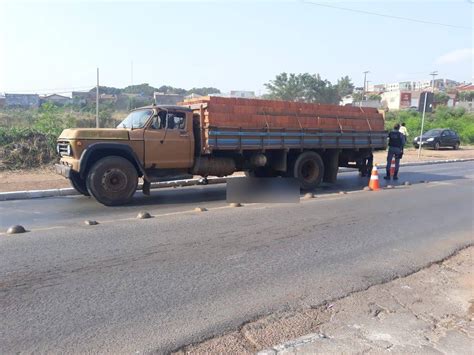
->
[117,109,153,129]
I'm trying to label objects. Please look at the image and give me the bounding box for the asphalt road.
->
[1,162,473,353]
[0,162,472,230]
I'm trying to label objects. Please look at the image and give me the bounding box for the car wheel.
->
[453,142,460,150]
[293,151,324,190]
[434,142,440,150]
[86,156,138,206]
[69,171,90,196]
[414,144,419,149]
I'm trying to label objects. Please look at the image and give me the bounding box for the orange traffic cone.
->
[368,165,381,191]
[390,157,396,177]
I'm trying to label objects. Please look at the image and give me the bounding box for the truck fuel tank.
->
[191,156,236,177]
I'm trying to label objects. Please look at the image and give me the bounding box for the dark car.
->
[413,128,460,150]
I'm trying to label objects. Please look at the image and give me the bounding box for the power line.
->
[303,1,472,30]
[0,86,93,94]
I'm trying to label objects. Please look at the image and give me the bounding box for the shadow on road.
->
[123,169,468,207]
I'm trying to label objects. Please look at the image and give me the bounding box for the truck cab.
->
[56,105,195,206]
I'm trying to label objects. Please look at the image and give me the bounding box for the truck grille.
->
[57,141,71,156]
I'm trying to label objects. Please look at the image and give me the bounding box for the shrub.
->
[0,127,57,169]
[385,107,474,144]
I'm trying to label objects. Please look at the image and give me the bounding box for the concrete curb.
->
[258,332,324,354]
[337,157,474,173]
[0,177,229,202]
[0,158,472,202]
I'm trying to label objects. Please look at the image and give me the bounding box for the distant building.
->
[99,94,117,103]
[375,78,460,93]
[72,91,92,105]
[41,94,72,106]
[351,100,381,109]
[456,83,474,92]
[381,91,412,111]
[5,93,40,108]
[230,90,255,98]
[185,93,204,100]
[367,84,386,93]
[340,95,353,106]
[153,92,185,105]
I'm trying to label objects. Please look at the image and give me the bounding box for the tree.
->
[434,92,450,105]
[264,73,306,101]
[123,83,156,97]
[302,73,340,104]
[352,92,364,102]
[458,91,474,102]
[368,94,382,102]
[156,85,187,95]
[335,76,354,97]
[264,72,340,104]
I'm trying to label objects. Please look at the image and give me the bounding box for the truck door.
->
[143,110,193,169]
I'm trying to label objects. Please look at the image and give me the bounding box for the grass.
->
[384,106,474,144]
[0,104,125,170]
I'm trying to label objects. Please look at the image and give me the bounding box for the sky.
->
[0,0,472,95]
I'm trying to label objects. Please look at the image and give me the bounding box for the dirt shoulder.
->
[0,147,473,193]
[0,166,70,192]
[373,145,474,164]
[175,246,473,354]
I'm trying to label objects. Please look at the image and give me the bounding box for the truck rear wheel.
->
[293,151,324,190]
[86,156,138,206]
[69,171,90,196]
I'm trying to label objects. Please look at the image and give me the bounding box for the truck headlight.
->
[427,138,434,142]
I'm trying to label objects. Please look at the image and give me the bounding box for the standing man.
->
[399,122,408,145]
[384,123,405,180]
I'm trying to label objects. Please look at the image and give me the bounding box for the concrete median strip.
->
[0,159,472,202]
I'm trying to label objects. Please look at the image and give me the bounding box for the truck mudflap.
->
[55,163,71,178]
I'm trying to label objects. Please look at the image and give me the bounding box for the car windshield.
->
[117,109,153,129]
[422,129,442,137]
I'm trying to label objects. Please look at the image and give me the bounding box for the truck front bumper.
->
[55,163,71,178]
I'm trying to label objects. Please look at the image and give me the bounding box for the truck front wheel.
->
[86,156,138,206]
[69,171,90,196]
[293,151,324,190]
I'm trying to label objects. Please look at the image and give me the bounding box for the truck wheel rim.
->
[101,168,128,192]
[301,160,318,182]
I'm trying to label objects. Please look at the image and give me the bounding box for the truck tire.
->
[86,156,138,206]
[69,171,90,196]
[293,151,324,190]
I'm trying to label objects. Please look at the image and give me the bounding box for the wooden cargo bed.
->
[180,96,386,153]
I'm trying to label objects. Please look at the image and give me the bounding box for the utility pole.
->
[418,71,438,158]
[430,71,438,92]
[96,68,99,128]
[361,70,369,107]
[131,61,134,86]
